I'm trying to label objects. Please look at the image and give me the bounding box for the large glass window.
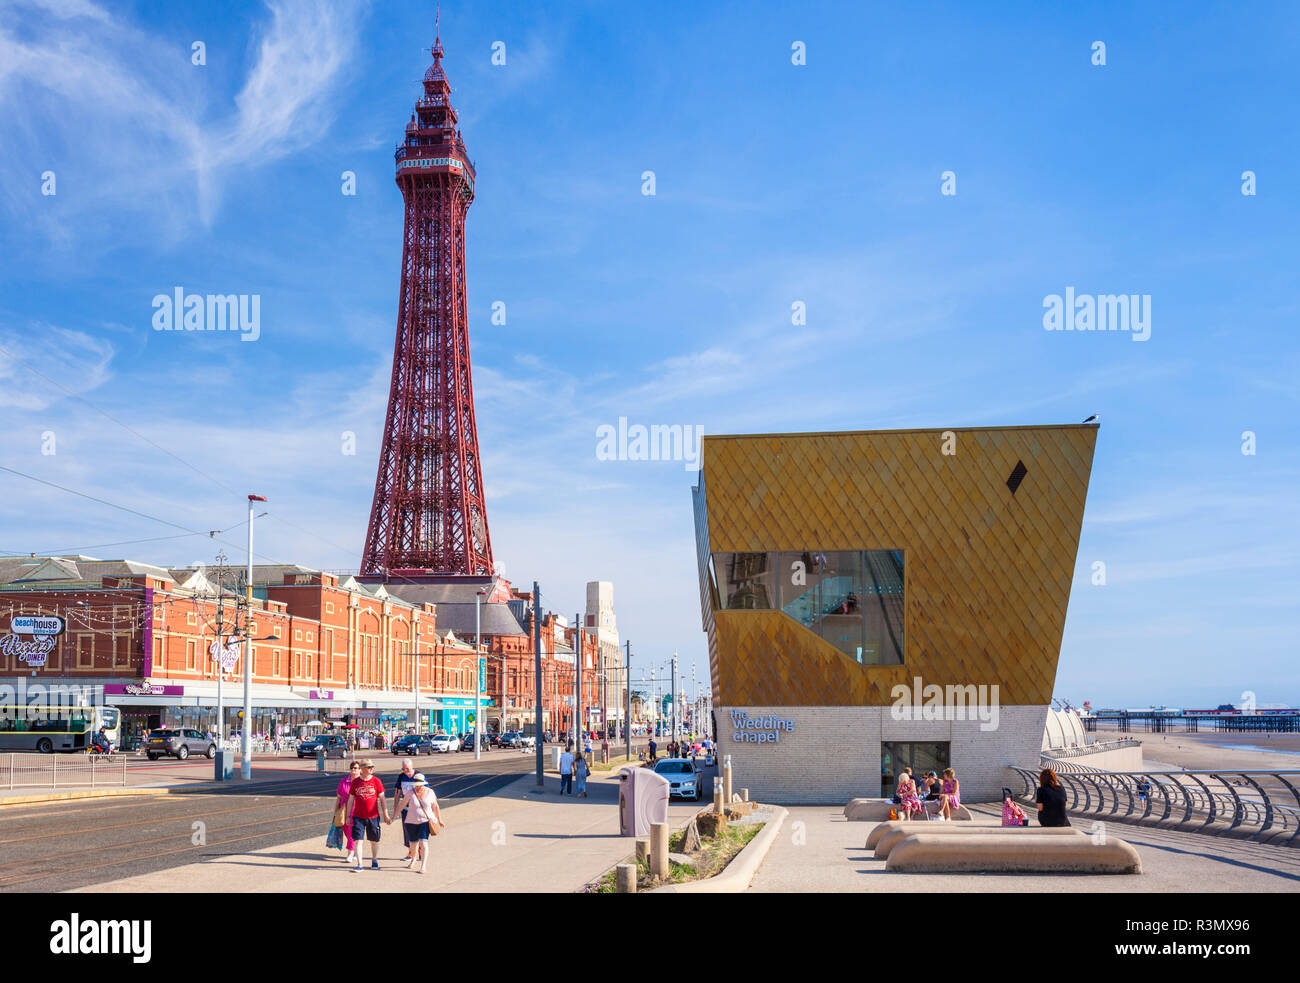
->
[712,549,904,665]
[881,741,949,796]
[712,552,775,609]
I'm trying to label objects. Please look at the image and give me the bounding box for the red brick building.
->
[0,557,612,746]
[0,557,485,747]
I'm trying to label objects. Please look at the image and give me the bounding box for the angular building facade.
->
[693,424,1098,804]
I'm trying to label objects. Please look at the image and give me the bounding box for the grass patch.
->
[584,816,764,893]
[590,754,646,772]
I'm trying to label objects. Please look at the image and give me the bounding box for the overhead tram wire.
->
[0,465,282,566]
[0,342,359,569]
[0,341,241,498]
[3,521,256,559]
[264,511,358,563]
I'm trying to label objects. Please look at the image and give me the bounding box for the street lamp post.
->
[413,628,422,734]
[532,582,543,787]
[475,588,488,762]
[624,640,631,761]
[574,611,583,746]
[671,651,678,746]
[242,494,266,781]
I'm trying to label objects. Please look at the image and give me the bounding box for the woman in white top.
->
[395,773,446,874]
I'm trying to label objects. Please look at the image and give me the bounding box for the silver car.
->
[145,728,217,761]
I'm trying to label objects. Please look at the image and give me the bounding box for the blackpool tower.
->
[361,32,494,578]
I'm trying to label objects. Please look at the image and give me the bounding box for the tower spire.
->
[363,35,490,579]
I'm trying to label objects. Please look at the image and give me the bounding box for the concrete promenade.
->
[75,768,702,894]
[748,803,1300,892]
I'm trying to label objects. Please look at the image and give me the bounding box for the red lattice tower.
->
[362,32,493,577]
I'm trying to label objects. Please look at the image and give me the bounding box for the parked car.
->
[391,733,435,756]
[495,731,518,747]
[459,733,491,752]
[652,757,702,801]
[297,734,348,759]
[146,728,217,761]
[430,733,457,753]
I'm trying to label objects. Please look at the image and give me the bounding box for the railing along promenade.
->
[1010,760,1300,847]
[1043,739,1140,760]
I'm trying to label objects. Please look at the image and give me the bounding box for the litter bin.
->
[548,745,562,772]
[618,766,669,837]
[214,749,233,781]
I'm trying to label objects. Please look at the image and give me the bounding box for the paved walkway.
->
[748,803,1300,893]
[74,769,702,893]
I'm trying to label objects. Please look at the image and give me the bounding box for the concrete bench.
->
[885,832,1142,874]
[844,798,971,823]
[873,824,1082,860]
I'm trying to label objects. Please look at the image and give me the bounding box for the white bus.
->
[0,704,92,753]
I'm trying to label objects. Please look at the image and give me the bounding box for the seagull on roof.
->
[1082,415,1099,424]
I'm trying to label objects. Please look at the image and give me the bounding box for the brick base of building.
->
[715,705,1049,805]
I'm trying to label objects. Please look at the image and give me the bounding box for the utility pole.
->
[671,651,678,745]
[214,551,227,744]
[574,611,582,744]
[624,640,631,760]
[533,582,543,786]
[475,588,487,761]
[691,662,696,738]
[242,494,266,781]
[413,627,421,733]
[650,665,656,738]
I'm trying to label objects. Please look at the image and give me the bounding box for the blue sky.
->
[0,0,1296,707]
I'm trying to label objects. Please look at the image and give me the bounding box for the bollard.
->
[723,755,733,807]
[317,749,326,772]
[713,776,724,814]
[649,821,670,880]
[740,788,749,802]
[616,863,637,894]
[635,839,649,863]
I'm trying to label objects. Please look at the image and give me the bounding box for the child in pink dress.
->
[938,767,961,820]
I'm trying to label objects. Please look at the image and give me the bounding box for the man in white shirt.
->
[559,748,575,795]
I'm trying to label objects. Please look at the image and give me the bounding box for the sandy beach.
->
[1095,729,1300,772]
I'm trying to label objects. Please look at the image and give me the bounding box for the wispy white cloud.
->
[0,0,366,240]
[0,323,114,410]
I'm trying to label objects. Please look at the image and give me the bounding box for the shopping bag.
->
[325,823,345,850]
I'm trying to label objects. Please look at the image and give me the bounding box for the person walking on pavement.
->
[345,759,391,872]
[336,760,362,865]
[393,758,418,862]
[575,752,590,797]
[648,737,657,763]
[395,772,444,874]
[559,745,575,795]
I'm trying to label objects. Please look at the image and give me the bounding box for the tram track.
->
[0,767,525,892]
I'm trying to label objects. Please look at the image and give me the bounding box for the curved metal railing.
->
[1043,739,1142,759]
[1010,766,1300,847]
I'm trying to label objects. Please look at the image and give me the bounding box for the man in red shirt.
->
[345,759,391,871]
